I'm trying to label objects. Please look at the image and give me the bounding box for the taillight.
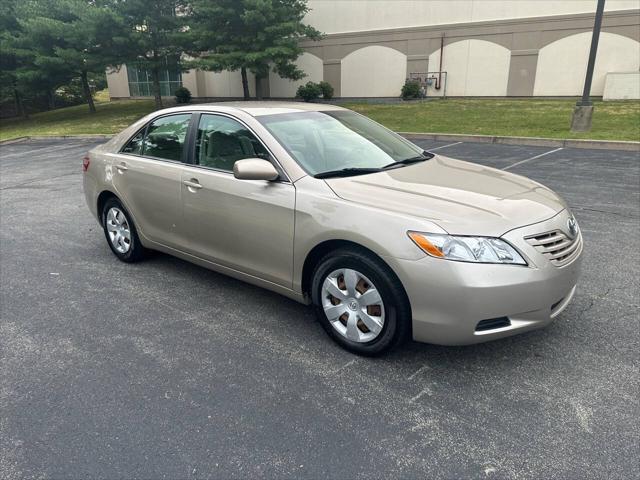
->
[82,155,90,172]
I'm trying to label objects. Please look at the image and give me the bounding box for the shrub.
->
[401,80,422,100]
[318,81,334,100]
[296,81,335,102]
[174,86,192,104]
[296,81,323,102]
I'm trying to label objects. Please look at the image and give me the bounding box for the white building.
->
[106,0,640,100]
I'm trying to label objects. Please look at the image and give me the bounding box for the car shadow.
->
[139,249,568,374]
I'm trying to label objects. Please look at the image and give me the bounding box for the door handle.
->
[183,179,203,190]
[115,162,128,172]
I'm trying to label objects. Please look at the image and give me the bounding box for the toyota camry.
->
[83,102,582,355]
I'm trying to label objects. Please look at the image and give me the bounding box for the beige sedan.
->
[83,102,582,355]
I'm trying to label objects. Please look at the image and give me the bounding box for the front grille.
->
[525,229,582,267]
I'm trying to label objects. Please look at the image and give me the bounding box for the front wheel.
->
[311,248,411,356]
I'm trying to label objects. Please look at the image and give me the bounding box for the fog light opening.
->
[475,317,511,332]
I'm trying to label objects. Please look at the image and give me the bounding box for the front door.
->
[181,113,295,288]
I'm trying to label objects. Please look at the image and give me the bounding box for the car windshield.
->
[257,111,429,177]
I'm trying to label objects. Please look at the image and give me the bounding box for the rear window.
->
[122,130,144,155]
[121,114,192,162]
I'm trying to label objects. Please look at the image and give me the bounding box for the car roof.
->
[155,101,347,117]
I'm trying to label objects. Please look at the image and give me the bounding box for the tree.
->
[0,0,28,117]
[189,0,322,100]
[114,0,191,108]
[51,0,129,113]
[2,0,73,114]
[10,0,127,114]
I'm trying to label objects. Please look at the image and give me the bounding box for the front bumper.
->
[387,211,583,345]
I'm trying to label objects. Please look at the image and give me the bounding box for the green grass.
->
[93,89,111,103]
[343,99,640,141]
[0,94,156,141]
[1,96,639,142]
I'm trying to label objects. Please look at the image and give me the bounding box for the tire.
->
[311,247,411,356]
[101,197,146,263]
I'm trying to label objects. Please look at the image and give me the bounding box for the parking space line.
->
[502,147,564,171]
[333,359,356,375]
[409,387,433,403]
[428,141,463,151]
[407,364,430,380]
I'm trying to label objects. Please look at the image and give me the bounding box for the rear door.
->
[110,113,192,248]
[180,113,296,288]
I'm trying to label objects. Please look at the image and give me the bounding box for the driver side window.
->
[195,114,270,172]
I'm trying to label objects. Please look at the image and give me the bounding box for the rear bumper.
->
[386,212,583,345]
[83,167,100,223]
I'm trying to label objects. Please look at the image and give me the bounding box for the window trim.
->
[119,112,194,164]
[186,112,292,184]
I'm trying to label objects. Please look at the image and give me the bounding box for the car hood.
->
[324,155,567,237]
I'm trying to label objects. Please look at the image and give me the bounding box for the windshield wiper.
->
[314,151,435,178]
[382,152,434,170]
[314,167,383,179]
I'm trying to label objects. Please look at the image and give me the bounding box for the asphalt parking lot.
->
[1,137,638,479]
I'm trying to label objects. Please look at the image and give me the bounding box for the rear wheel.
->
[311,248,411,356]
[102,197,145,263]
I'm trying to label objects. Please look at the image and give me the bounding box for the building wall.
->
[300,7,640,98]
[108,66,257,99]
[269,52,324,98]
[304,0,639,34]
[533,32,640,96]
[341,46,407,97]
[603,72,640,100]
[106,66,130,98]
[106,3,640,99]
[426,39,511,97]
[200,70,256,98]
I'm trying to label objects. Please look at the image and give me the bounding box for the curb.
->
[0,134,113,145]
[0,136,30,145]
[399,132,640,152]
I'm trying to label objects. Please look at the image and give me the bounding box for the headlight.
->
[408,231,527,265]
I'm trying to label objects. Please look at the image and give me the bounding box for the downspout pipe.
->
[436,34,444,90]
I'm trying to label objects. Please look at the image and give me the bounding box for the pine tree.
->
[114,0,191,108]
[0,0,28,117]
[189,0,322,100]
[11,0,127,113]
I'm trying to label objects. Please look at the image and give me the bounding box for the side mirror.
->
[233,158,280,181]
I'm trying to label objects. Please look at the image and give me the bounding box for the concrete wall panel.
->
[105,66,130,98]
[428,39,511,96]
[341,46,407,97]
[202,70,256,98]
[507,52,539,96]
[323,61,342,98]
[181,70,199,96]
[603,72,640,100]
[534,32,640,96]
[269,53,324,98]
